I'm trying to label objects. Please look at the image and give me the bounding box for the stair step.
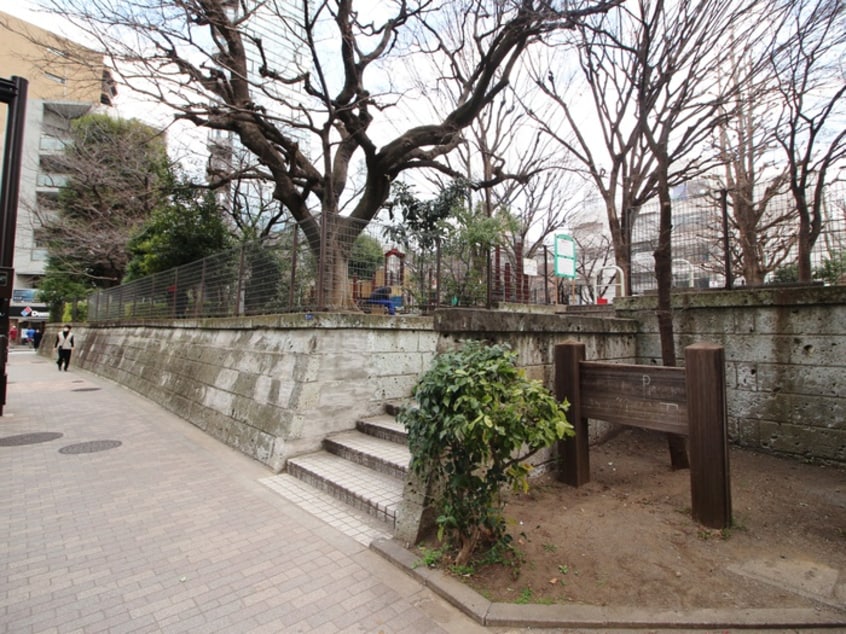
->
[324,430,410,479]
[383,401,408,417]
[286,452,405,527]
[356,414,408,444]
[259,474,393,546]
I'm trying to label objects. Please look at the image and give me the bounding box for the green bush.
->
[399,340,572,565]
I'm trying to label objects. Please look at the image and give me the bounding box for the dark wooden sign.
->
[580,362,687,435]
[554,341,732,530]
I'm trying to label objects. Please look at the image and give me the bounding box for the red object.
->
[597,297,608,305]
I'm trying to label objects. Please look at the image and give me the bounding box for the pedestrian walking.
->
[32,327,43,350]
[55,325,75,371]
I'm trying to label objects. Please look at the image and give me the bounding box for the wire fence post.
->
[288,227,299,311]
[316,213,327,311]
[720,189,732,289]
[236,245,246,316]
[196,257,206,318]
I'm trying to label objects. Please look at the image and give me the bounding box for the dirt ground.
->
[422,428,846,611]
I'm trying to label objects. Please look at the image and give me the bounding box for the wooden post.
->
[554,341,590,486]
[685,343,732,529]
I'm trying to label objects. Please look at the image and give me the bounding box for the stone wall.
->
[47,314,438,471]
[43,285,846,468]
[615,285,846,464]
[43,310,637,471]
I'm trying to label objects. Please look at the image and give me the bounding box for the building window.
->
[39,136,67,152]
[44,72,67,85]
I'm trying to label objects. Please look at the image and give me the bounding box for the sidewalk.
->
[0,352,493,634]
[3,351,842,634]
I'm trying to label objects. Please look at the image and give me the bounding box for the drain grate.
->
[59,440,122,454]
[0,432,64,446]
[71,387,101,392]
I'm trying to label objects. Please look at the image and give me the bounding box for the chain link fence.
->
[629,183,846,294]
[87,184,846,321]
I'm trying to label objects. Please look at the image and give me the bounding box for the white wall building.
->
[0,10,114,329]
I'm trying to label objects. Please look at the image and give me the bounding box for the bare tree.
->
[44,0,620,309]
[37,114,172,286]
[768,0,846,281]
[529,0,769,468]
[705,36,799,286]
[399,3,585,306]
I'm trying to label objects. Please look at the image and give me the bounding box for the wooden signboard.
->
[554,341,732,529]
[579,362,687,435]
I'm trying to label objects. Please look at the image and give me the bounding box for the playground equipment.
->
[593,265,626,303]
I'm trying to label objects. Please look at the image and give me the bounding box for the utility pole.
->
[0,76,29,416]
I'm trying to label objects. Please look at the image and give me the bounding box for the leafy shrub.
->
[814,250,846,285]
[399,340,572,565]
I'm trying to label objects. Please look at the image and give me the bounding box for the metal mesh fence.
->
[87,183,846,321]
[630,183,846,294]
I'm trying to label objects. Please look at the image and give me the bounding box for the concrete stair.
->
[285,413,410,529]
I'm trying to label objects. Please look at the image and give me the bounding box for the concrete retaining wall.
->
[48,314,438,471]
[42,310,637,471]
[42,285,845,468]
[615,285,846,463]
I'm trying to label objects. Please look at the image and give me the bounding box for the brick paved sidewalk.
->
[0,352,493,634]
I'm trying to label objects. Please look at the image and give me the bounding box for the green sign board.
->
[554,234,577,278]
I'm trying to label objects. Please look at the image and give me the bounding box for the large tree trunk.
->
[792,182,817,282]
[607,203,635,296]
[315,213,369,311]
[736,200,765,285]
[654,180,690,470]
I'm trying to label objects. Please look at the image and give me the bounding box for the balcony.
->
[43,101,93,120]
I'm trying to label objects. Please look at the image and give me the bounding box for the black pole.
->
[0,76,29,416]
[720,189,733,290]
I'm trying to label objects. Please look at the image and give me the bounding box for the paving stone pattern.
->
[0,352,494,634]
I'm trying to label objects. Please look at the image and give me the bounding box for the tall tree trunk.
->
[792,182,814,282]
[654,179,689,470]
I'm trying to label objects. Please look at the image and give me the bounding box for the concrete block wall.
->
[44,309,637,472]
[615,285,846,464]
[44,286,845,468]
[433,308,639,383]
[48,314,438,471]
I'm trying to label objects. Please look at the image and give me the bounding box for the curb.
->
[370,538,846,630]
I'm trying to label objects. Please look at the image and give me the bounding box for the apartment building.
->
[0,10,115,332]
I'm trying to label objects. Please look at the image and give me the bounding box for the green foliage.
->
[440,203,517,306]
[399,341,572,565]
[384,180,468,252]
[771,263,799,283]
[37,263,93,321]
[348,233,385,280]
[124,183,233,281]
[384,180,517,307]
[413,546,445,569]
[61,300,87,323]
[814,249,846,284]
[516,587,532,604]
